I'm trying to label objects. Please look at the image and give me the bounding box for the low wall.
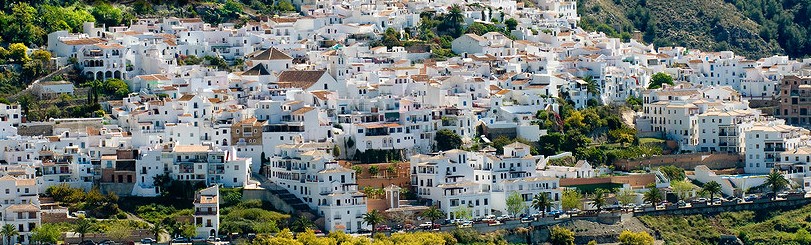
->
[614,153,743,171]
[64,230,152,244]
[634,197,811,216]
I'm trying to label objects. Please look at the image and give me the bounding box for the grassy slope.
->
[578,0,783,59]
[638,204,811,244]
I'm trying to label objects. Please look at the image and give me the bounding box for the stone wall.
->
[614,153,743,171]
[634,197,811,216]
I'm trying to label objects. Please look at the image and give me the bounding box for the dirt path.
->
[621,108,636,128]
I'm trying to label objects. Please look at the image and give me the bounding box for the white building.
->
[267,143,367,233]
[193,185,220,239]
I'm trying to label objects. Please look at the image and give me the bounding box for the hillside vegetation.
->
[638,204,811,244]
[578,0,811,59]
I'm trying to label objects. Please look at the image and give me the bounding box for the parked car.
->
[744,195,757,202]
[487,220,502,226]
[418,222,433,229]
[171,237,190,243]
[375,225,391,232]
[403,224,415,231]
[140,238,155,244]
[520,217,533,223]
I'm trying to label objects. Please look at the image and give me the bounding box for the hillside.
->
[578,0,789,59]
[638,204,811,244]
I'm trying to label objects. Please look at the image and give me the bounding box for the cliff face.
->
[578,0,784,59]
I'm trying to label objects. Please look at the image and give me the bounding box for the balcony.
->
[765,147,786,152]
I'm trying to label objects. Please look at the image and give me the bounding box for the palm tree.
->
[643,187,663,205]
[702,181,722,202]
[362,210,385,235]
[445,5,465,36]
[291,216,315,232]
[150,222,164,242]
[421,206,445,229]
[765,171,789,200]
[583,76,600,96]
[73,217,94,242]
[1,224,18,245]
[592,189,606,212]
[531,193,552,218]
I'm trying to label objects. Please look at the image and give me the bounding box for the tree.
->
[532,192,552,217]
[74,217,95,242]
[1,224,18,245]
[765,170,789,199]
[563,111,585,132]
[291,216,314,232]
[386,164,397,177]
[421,206,445,227]
[465,22,489,35]
[92,3,124,27]
[702,181,722,202]
[506,191,527,217]
[382,28,402,48]
[332,144,341,158]
[179,223,197,239]
[583,76,600,96]
[618,230,654,245]
[647,72,674,89]
[104,79,130,98]
[105,222,132,242]
[443,5,465,37]
[82,80,104,104]
[549,225,575,245]
[671,181,697,200]
[453,206,472,221]
[561,189,582,211]
[30,224,60,245]
[658,166,686,182]
[351,166,362,175]
[608,127,636,147]
[368,165,380,176]
[273,0,296,12]
[31,50,51,63]
[796,228,811,245]
[133,0,153,15]
[505,18,518,31]
[362,210,384,235]
[150,222,165,242]
[643,188,663,204]
[616,189,636,206]
[8,43,29,63]
[435,129,462,151]
[592,189,606,212]
[5,3,45,45]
